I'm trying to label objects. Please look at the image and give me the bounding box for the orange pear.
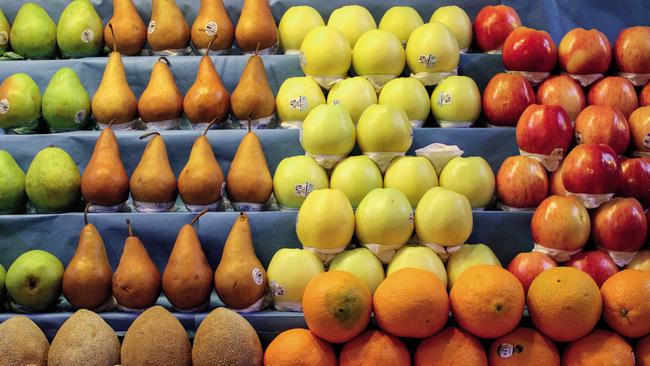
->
[104,0,147,55]
[129,132,178,210]
[147,0,190,52]
[231,54,275,120]
[191,0,234,52]
[138,57,184,124]
[235,0,278,52]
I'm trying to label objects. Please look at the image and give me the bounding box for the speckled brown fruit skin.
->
[121,306,191,366]
[0,316,49,366]
[192,307,263,366]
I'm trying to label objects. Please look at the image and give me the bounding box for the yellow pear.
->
[147,0,190,52]
[231,54,275,121]
[138,57,184,124]
[214,213,268,310]
[104,0,147,55]
[191,0,234,52]
[129,132,178,211]
[235,0,277,53]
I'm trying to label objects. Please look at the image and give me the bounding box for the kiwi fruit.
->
[0,316,49,366]
[121,305,191,366]
[48,309,120,366]
[192,307,263,366]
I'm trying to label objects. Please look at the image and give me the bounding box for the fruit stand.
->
[0,0,649,365]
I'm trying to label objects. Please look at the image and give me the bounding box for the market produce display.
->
[1,0,650,365]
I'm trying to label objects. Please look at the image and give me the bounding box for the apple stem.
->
[83,202,93,225]
[139,131,160,140]
[126,219,133,237]
[191,208,210,226]
[203,117,218,136]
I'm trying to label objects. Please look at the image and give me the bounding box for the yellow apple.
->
[429,6,473,50]
[387,245,448,287]
[446,243,502,288]
[329,248,385,293]
[378,6,424,47]
[327,5,377,48]
[439,156,496,209]
[384,156,438,208]
[431,75,481,127]
[330,155,383,208]
[278,6,325,53]
[415,187,473,247]
[327,77,377,124]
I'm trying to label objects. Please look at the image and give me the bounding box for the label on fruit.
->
[81,29,94,43]
[506,70,550,85]
[644,134,650,149]
[496,343,515,358]
[0,31,7,46]
[418,53,437,69]
[409,211,414,224]
[74,110,87,124]
[0,99,8,114]
[565,72,603,87]
[575,131,583,145]
[437,92,453,107]
[309,75,345,90]
[205,21,218,36]
[597,246,639,267]
[269,281,286,297]
[252,268,265,286]
[147,20,156,34]
[294,182,314,198]
[289,95,308,112]
[533,243,582,262]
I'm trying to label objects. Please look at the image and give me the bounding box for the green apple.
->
[5,250,64,309]
[415,187,473,247]
[327,5,377,48]
[327,77,377,125]
[276,76,326,127]
[379,77,430,126]
[384,156,438,208]
[267,248,324,311]
[431,75,481,127]
[439,156,495,209]
[378,6,424,47]
[357,104,412,153]
[387,245,448,287]
[301,104,356,168]
[352,29,405,82]
[406,22,459,74]
[0,264,5,301]
[279,6,325,54]
[446,244,501,288]
[330,155,383,208]
[273,156,329,210]
[329,248,385,294]
[429,6,473,51]
[300,26,351,85]
[355,188,413,263]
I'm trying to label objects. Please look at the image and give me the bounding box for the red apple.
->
[496,155,548,209]
[562,143,621,195]
[619,157,650,208]
[574,105,630,155]
[483,73,536,126]
[588,76,639,118]
[473,5,522,52]
[629,106,650,153]
[566,250,620,287]
[559,28,612,75]
[502,27,558,72]
[592,197,648,253]
[549,161,570,196]
[615,26,650,74]
[531,195,591,253]
[516,104,574,159]
[507,252,557,294]
[641,83,650,106]
[536,75,586,121]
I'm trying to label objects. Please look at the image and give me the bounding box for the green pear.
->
[439,156,495,209]
[330,155,383,208]
[329,248,385,294]
[42,67,90,131]
[327,77,377,125]
[267,249,324,311]
[0,264,5,301]
[5,250,64,309]
[10,3,57,59]
[25,147,81,213]
[273,155,329,210]
[384,156,438,208]
[0,9,10,53]
[57,0,104,58]
[0,150,26,214]
[387,245,448,287]
[446,244,501,288]
[0,73,42,131]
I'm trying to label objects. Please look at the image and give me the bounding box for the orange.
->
[601,269,650,338]
[373,267,449,338]
[562,330,635,366]
[450,265,524,338]
[636,334,650,366]
[527,267,602,342]
[263,328,336,366]
[488,327,560,366]
[339,330,410,366]
[302,270,372,343]
[414,326,487,366]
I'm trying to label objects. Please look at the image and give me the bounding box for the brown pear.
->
[191,0,234,52]
[62,205,113,309]
[235,0,278,52]
[138,57,184,123]
[183,42,230,125]
[178,121,225,207]
[80,120,130,207]
[104,0,147,55]
[226,124,273,205]
[231,55,275,120]
[148,0,190,52]
[214,213,267,310]
[129,132,178,209]
[162,210,213,310]
[112,219,161,309]
[92,24,138,127]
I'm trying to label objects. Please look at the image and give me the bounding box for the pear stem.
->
[247,113,253,132]
[203,117,218,136]
[159,56,170,66]
[139,131,160,140]
[107,118,117,129]
[191,208,210,226]
[83,202,93,225]
[126,219,133,237]
[108,23,117,53]
[206,34,218,57]
[255,42,261,55]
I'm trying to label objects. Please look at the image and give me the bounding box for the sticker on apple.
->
[496,343,514,358]
[81,29,94,43]
[252,268,264,286]
[437,92,453,107]
[205,21,218,36]
[289,96,308,111]
[221,182,226,198]
[74,110,87,124]
[294,182,314,198]
[418,54,437,69]
[147,21,156,34]
[0,99,9,114]
[644,134,650,149]
[331,99,342,106]
[409,211,414,224]
[575,131,582,145]
[269,280,285,297]
[0,31,8,46]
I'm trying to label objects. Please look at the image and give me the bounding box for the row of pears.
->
[4,0,277,59]
[62,207,268,312]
